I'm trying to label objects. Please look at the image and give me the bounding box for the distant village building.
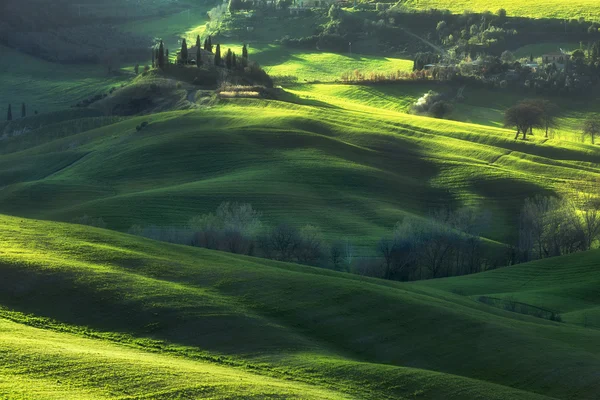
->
[542,52,570,67]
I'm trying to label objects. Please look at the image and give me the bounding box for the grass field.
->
[403,0,600,20]
[0,45,130,115]
[0,214,599,399]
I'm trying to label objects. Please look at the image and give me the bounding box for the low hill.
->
[0,214,599,399]
[417,249,600,327]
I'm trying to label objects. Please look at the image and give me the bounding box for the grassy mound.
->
[0,214,598,399]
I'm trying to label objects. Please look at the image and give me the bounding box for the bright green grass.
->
[0,214,599,398]
[0,95,599,250]
[0,317,349,399]
[0,45,130,115]
[403,0,600,20]
[216,43,414,82]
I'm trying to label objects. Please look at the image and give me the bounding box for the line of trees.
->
[6,103,29,121]
[119,187,598,283]
[518,181,600,261]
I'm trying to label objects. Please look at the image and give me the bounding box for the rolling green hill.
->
[0,214,599,399]
[1,84,599,251]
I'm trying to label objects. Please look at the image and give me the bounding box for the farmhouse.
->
[177,46,214,64]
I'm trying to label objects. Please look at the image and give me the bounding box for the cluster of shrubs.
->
[411,90,454,119]
[135,121,149,132]
[340,69,431,83]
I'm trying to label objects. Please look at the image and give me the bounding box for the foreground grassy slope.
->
[0,95,599,249]
[403,0,600,20]
[1,214,599,398]
[0,317,349,400]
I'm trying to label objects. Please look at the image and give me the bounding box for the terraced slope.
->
[0,214,599,399]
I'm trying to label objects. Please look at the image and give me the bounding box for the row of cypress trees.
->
[151,35,249,70]
[6,103,28,121]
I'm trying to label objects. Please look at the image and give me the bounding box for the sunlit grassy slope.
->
[290,83,600,142]
[1,91,599,249]
[1,214,599,399]
[211,43,414,82]
[403,0,600,20]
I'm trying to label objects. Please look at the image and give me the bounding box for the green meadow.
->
[403,0,600,20]
[0,214,599,399]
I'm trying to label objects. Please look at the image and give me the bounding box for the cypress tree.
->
[196,45,202,67]
[7,104,12,121]
[242,44,248,60]
[158,41,165,69]
[196,35,201,50]
[181,39,188,63]
[166,49,170,64]
[232,53,237,69]
[21,103,26,118]
[225,48,232,69]
[203,38,208,51]
[208,36,213,53]
[214,44,221,66]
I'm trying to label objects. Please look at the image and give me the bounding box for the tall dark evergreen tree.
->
[166,49,170,64]
[208,36,213,53]
[203,38,208,51]
[21,103,26,118]
[196,45,202,67]
[242,44,248,60]
[181,39,188,63]
[6,104,12,121]
[232,53,237,69]
[214,44,221,66]
[196,35,201,50]
[225,48,233,69]
[158,41,165,69]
